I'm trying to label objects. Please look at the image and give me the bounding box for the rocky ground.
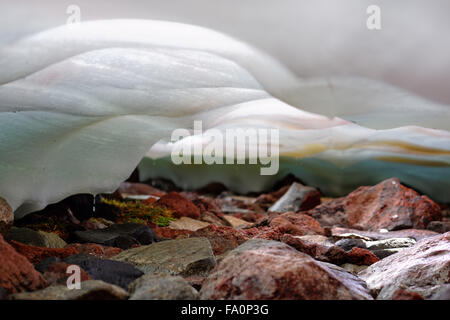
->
[0,175,449,300]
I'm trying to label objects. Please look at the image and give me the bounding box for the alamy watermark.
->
[170,121,280,175]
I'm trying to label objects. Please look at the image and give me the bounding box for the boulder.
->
[73,223,157,249]
[269,211,325,236]
[62,254,144,289]
[268,183,320,213]
[9,280,129,300]
[154,192,200,219]
[308,178,441,231]
[200,239,373,300]
[129,274,198,300]
[359,232,450,299]
[5,227,67,248]
[0,235,48,294]
[111,237,216,277]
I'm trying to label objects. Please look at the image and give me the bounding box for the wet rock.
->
[0,197,13,236]
[154,192,200,219]
[5,227,67,248]
[9,280,129,300]
[392,289,424,300]
[41,261,91,286]
[64,243,122,258]
[73,223,157,250]
[308,178,441,231]
[330,227,438,241]
[129,274,198,300]
[168,217,210,232]
[359,232,450,299]
[427,221,450,233]
[268,183,320,213]
[0,235,48,294]
[111,237,216,277]
[62,254,144,289]
[200,239,373,300]
[222,215,253,228]
[8,240,78,264]
[269,211,325,236]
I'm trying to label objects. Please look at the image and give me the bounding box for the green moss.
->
[102,197,175,227]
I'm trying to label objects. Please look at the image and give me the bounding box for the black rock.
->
[63,254,144,289]
[427,221,450,233]
[73,223,158,249]
[334,238,367,251]
[0,287,7,300]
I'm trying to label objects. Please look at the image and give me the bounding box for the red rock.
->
[308,178,441,231]
[269,211,325,236]
[64,243,122,259]
[255,185,290,209]
[0,235,48,294]
[152,226,194,239]
[392,289,424,300]
[43,262,91,286]
[346,247,380,266]
[200,239,373,300]
[190,225,282,255]
[8,240,79,264]
[154,192,201,219]
[0,197,13,236]
[117,182,165,197]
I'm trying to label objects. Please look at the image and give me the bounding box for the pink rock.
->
[200,239,373,300]
[308,178,441,231]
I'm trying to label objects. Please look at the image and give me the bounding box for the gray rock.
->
[200,239,373,300]
[268,183,320,213]
[5,227,67,248]
[359,232,450,299]
[335,238,367,251]
[129,274,198,300]
[63,254,143,289]
[111,237,216,277]
[9,280,129,300]
[363,238,416,250]
[0,197,13,236]
[73,223,157,249]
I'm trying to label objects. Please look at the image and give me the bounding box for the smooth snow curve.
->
[0,20,449,217]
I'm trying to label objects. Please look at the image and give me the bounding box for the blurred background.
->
[1,0,449,105]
